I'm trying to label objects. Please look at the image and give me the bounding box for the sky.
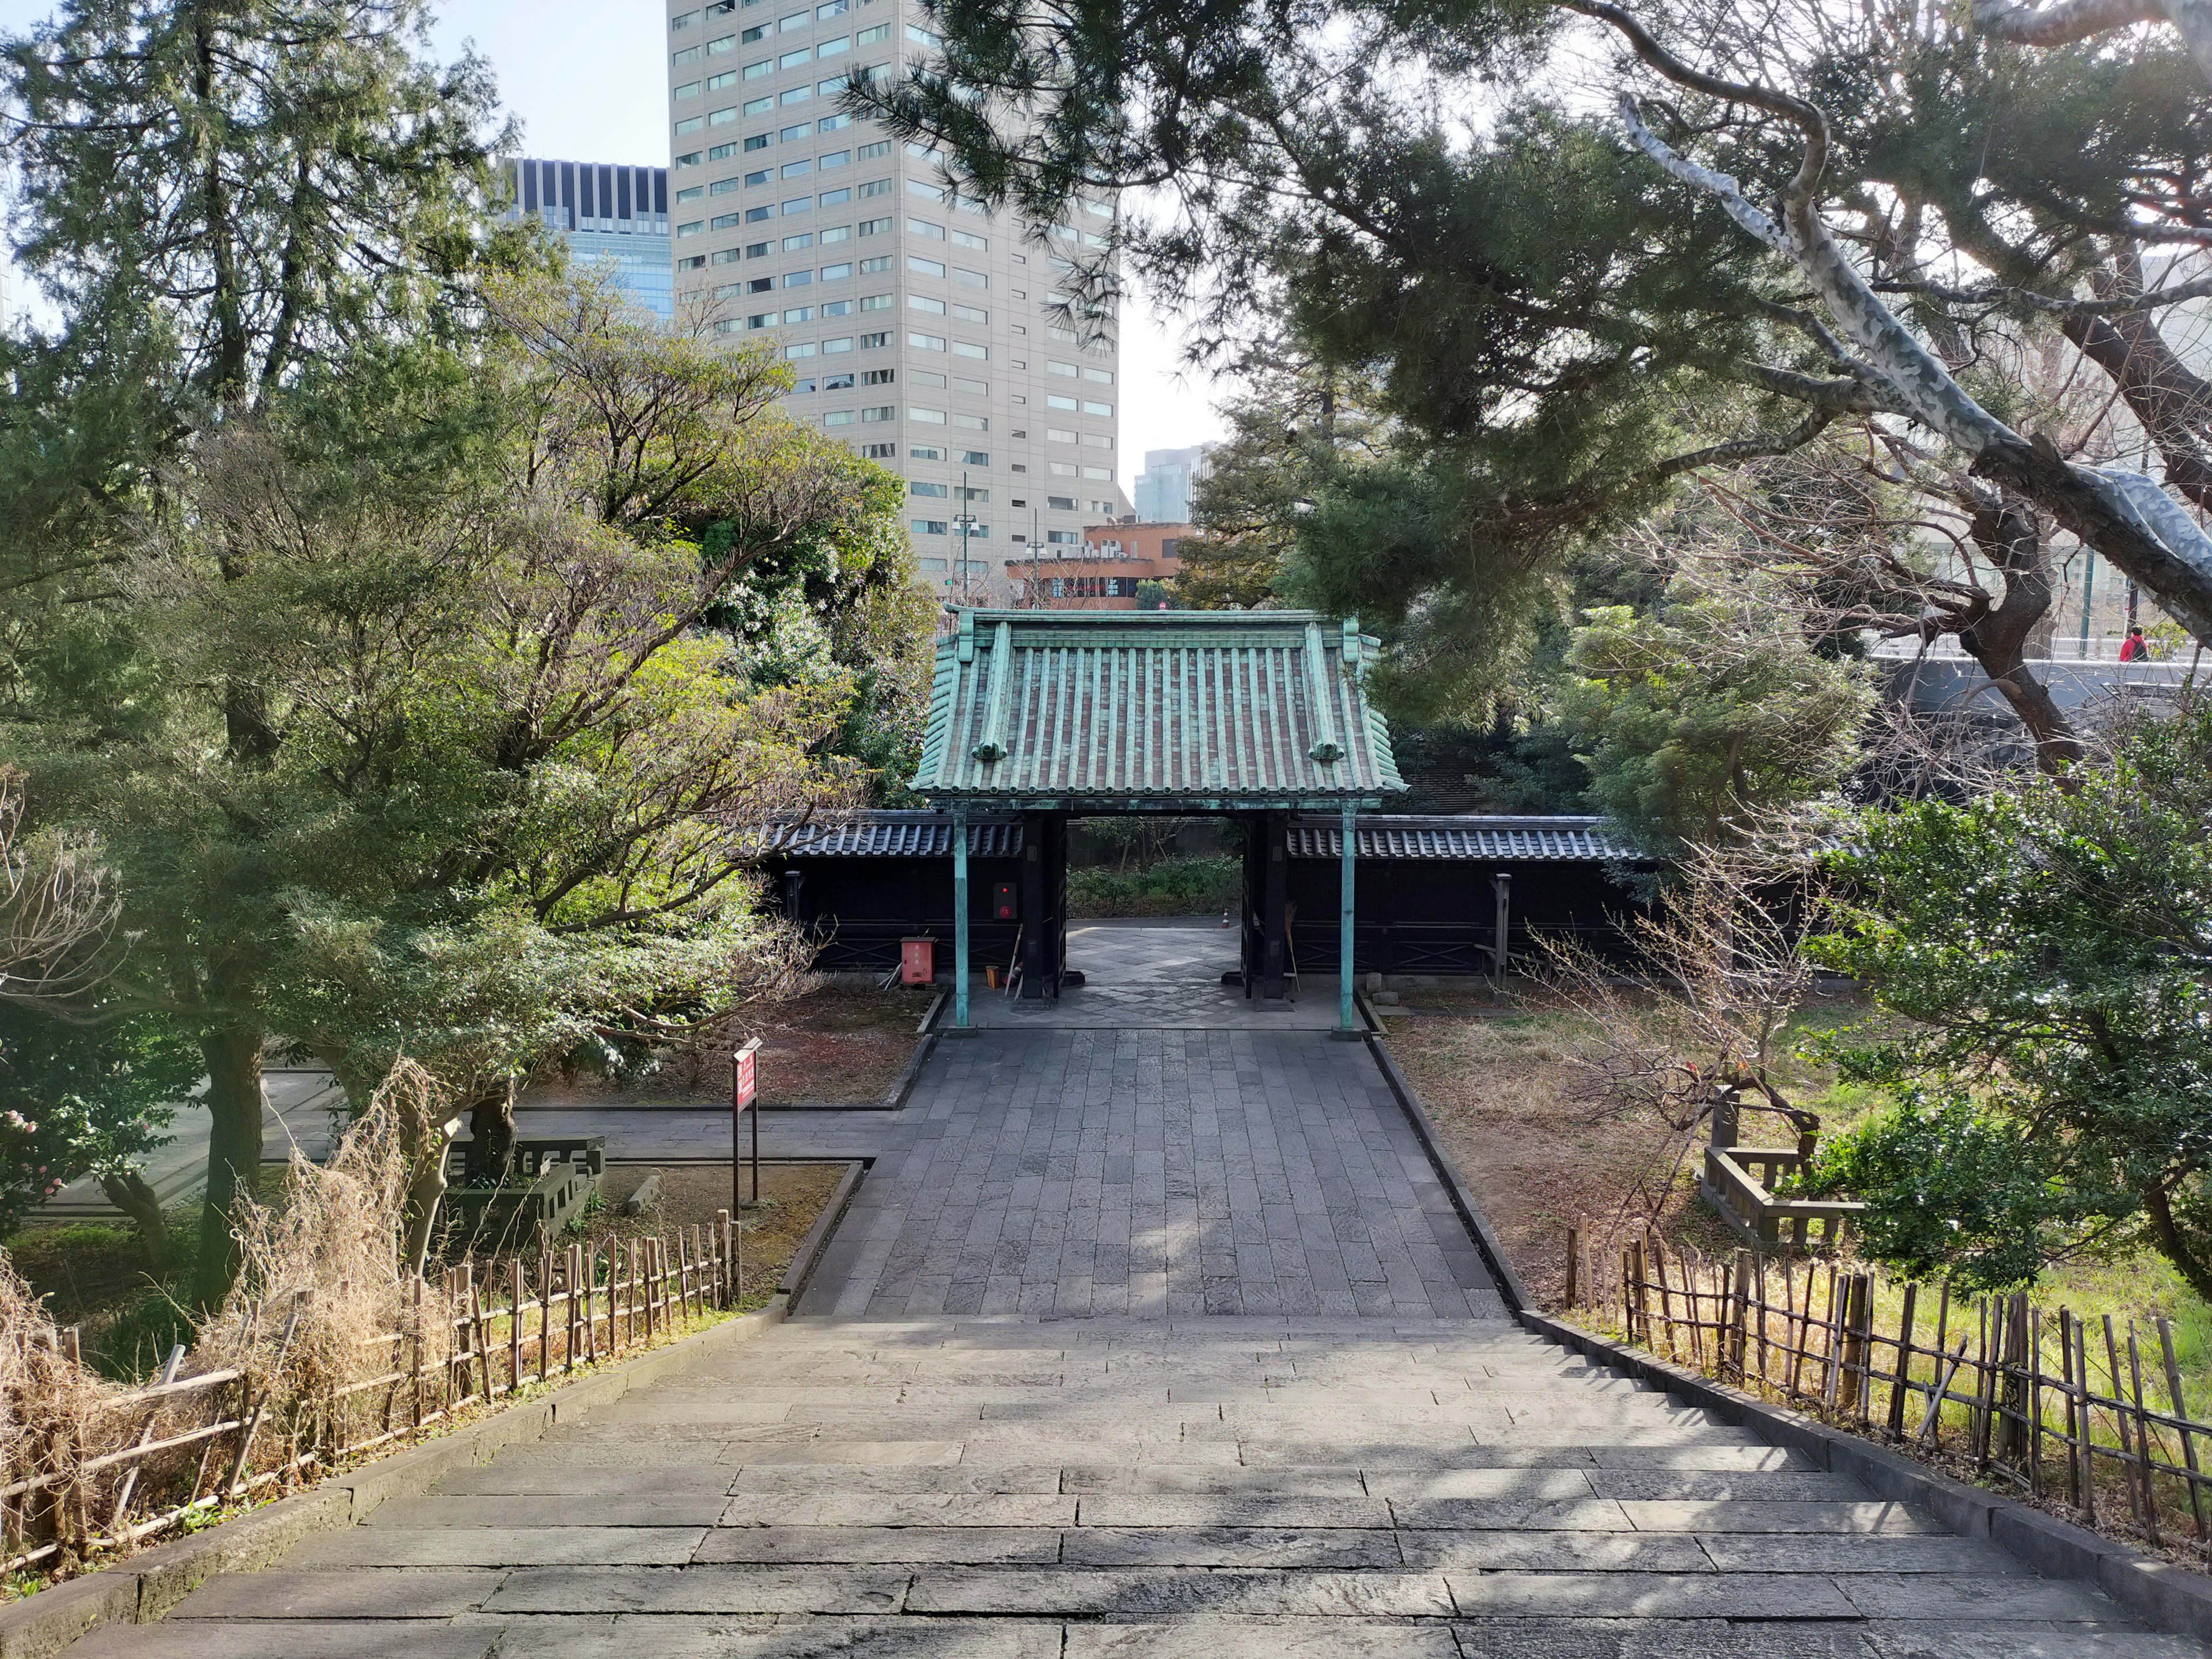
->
[0,0,1232,497]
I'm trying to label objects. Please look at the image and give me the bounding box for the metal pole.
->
[959,468,970,599]
[953,800,971,1029]
[1339,800,1356,1033]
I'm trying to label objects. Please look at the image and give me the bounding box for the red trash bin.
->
[900,937,935,986]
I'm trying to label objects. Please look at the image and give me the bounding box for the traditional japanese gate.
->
[912,608,1406,1032]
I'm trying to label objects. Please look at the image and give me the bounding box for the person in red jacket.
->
[2120,626,2150,662]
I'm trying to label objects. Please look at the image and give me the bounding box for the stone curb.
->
[0,1166,885,1659]
[1520,1307,2212,1640]
[883,1031,939,1109]
[776,1157,869,1306]
[1360,1031,1533,1315]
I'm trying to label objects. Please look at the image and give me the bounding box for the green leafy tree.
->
[0,1006,196,1256]
[858,0,2212,656]
[16,272,915,1304]
[1557,571,1872,856]
[1805,701,2212,1298]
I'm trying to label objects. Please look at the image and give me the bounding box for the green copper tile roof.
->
[913,609,1406,808]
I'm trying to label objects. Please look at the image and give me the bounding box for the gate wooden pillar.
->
[1018,811,1048,998]
[1260,810,1289,1001]
[1338,800,1357,1033]
[952,802,970,1028]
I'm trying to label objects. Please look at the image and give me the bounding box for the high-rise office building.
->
[1132,445,1210,525]
[503,157,675,321]
[664,0,1128,599]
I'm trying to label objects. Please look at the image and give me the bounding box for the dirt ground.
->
[1379,990,1851,1308]
[593,1162,847,1306]
[539,983,933,1107]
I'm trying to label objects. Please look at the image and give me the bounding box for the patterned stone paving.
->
[802,1028,1501,1319]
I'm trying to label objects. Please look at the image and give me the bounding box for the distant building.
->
[503,158,673,321]
[664,0,1130,602]
[1132,446,1210,524]
[1005,520,1192,609]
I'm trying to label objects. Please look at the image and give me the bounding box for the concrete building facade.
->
[503,158,674,320]
[1004,520,1193,608]
[1132,445,1210,524]
[664,0,1129,599]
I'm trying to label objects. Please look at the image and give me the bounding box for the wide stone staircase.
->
[71,1314,2194,1658]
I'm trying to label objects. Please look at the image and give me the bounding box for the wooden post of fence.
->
[2104,1315,2142,1527]
[717,1209,732,1308]
[1821,1267,1843,1415]
[228,1292,309,1498]
[537,1250,552,1383]
[1755,1254,1773,1395]
[1973,1300,1996,1472]
[1831,1283,1866,1424]
[1565,1225,1580,1311]
[2076,1316,2097,1526]
[1887,1283,1917,1439]
[1727,1251,1749,1381]
[469,1278,491,1402]
[508,1256,522,1393]
[2158,1316,2207,1547]
[1630,1240,1649,1346]
[2060,1309,2080,1508]
[2128,1321,2161,1545]
[2030,1308,2044,1501]
[1995,1293,2028,1466]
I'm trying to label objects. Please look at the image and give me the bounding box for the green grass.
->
[1067,855,1240,918]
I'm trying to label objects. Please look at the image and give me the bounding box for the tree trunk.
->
[97,1168,169,1270]
[463,1080,518,1188]
[194,1024,266,1309]
[2143,1181,2212,1308]
[1957,495,2084,772]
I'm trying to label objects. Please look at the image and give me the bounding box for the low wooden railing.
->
[1566,1228,2212,1560]
[1699,1145,1863,1249]
[3,1215,745,1577]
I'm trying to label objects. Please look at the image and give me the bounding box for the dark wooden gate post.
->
[1261,810,1289,1000]
[1019,810,1047,998]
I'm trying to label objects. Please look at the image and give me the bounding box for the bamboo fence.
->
[1565,1224,2212,1562]
[2,1215,745,1577]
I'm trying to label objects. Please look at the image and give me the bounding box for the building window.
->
[824,410,856,426]
[911,481,949,498]
[955,414,988,431]
[1084,400,1112,416]
[909,256,946,278]
[861,405,895,422]
[744,132,770,150]
[913,519,949,535]
[862,442,896,457]
[820,149,851,168]
[674,117,704,135]
[863,368,895,385]
[859,330,889,347]
[908,217,946,240]
[910,407,948,424]
[908,332,945,350]
[822,335,853,351]
[953,341,986,359]
[962,450,989,465]
[908,294,946,315]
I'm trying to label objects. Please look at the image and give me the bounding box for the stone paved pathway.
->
[58,1026,2210,1657]
[972,920,1342,1031]
[72,1315,2201,1657]
[804,1029,1501,1319]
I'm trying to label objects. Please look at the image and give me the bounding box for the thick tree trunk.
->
[97,1168,169,1270]
[2062,287,2212,512]
[2143,1182,2212,1308]
[194,1024,266,1309]
[1957,496,2084,772]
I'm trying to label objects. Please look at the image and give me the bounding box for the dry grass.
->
[1384,991,1862,1306]
[594,1164,849,1308]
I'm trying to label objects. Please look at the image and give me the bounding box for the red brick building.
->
[1002,521,1194,609]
